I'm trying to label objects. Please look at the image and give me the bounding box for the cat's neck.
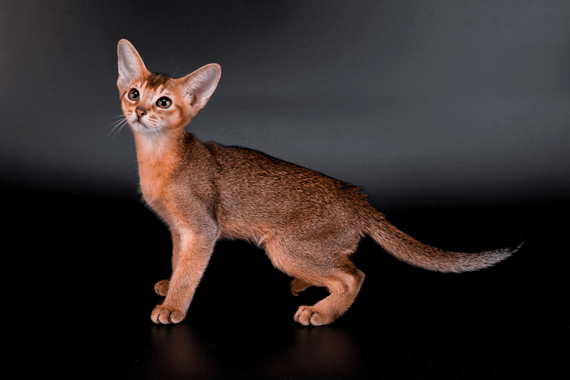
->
[133,128,187,202]
[133,128,185,159]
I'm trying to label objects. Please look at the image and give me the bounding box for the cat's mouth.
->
[133,119,148,128]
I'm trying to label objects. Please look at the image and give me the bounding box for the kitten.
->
[116,39,520,326]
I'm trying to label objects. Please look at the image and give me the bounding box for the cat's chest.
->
[138,166,169,202]
[136,148,179,202]
[137,159,183,225]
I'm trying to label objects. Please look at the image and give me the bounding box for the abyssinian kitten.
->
[116,39,520,326]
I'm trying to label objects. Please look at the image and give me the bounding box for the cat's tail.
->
[364,213,523,273]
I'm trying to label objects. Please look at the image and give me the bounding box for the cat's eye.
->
[128,89,139,101]
[156,97,172,109]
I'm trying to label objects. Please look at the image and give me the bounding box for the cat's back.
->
[204,141,371,214]
[206,142,350,191]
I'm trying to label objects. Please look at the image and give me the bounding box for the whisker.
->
[108,117,130,139]
[108,117,125,129]
[100,114,128,122]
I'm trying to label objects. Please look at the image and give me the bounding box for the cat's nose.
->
[136,108,147,118]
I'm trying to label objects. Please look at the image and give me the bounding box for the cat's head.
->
[117,39,221,135]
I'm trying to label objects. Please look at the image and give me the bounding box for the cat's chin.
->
[130,120,162,135]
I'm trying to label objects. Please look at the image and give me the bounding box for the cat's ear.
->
[179,64,221,113]
[117,39,149,94]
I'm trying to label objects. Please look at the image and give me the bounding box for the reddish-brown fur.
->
[117,40,521,326]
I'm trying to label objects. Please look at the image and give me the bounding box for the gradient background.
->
[3,2,569,378]
[2,0,569,211]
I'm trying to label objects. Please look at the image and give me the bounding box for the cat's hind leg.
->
[293,266,365,326]
[265,236,364,326]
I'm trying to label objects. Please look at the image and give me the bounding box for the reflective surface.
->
[8,189,567,379]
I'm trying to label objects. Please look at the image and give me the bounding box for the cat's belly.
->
[218,217,271,247]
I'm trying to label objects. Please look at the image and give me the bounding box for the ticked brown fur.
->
[117,40,520,326]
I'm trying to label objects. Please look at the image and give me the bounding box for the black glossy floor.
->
[8,189,568,379]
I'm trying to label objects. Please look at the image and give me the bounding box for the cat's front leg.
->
[154,280,170,296]
[153,227,182,296]
[151,230,217,324]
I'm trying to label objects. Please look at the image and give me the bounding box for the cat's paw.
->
[290,278,311,296]
[154,280,170,296]
[294,305,332,326]
[151,305,186,324]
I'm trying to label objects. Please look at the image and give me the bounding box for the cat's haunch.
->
[117,39,521,326]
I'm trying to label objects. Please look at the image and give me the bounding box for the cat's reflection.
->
[254,326,364,378]
[143,324,222,379]
[142,322,364,379]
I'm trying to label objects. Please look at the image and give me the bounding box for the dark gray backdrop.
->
[1,0,569,211]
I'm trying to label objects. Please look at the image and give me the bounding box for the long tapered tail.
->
[365,213,523,273]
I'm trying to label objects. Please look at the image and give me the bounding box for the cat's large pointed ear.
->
[180,64,221,113]
[117,39,149,94]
